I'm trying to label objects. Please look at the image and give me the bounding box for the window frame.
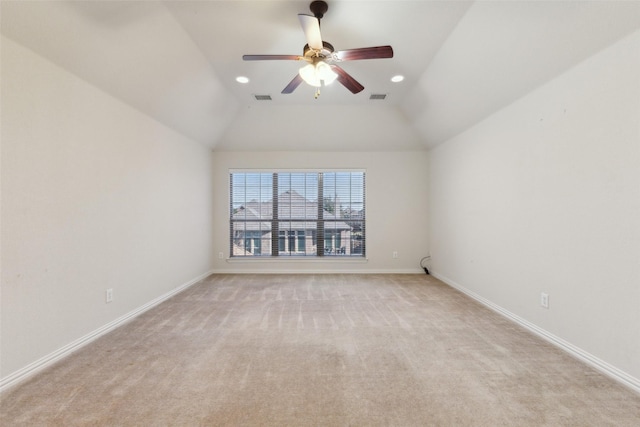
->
[229,169,366,259]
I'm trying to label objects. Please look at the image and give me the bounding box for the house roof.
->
[233,190,351,230]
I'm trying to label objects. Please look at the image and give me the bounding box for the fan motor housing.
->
[303,41,334,60]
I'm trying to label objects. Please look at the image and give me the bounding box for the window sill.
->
[226,257,368,263]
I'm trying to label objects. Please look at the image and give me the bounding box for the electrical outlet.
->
[392,251,398,259]
[218,252,224,259]
[106,288,113,303]
[540,292,549,309]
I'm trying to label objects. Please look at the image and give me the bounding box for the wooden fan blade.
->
[282,74,304,94]
[243,54,303,61]
[331,65,364,94]
[335,46,394,61]
[298,14,323,50]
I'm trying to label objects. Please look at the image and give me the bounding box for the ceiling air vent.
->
[369,94,387,100]
[253,94,272,101]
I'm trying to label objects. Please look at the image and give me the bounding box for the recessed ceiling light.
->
[236,76,249,84]
[391,75,404,83]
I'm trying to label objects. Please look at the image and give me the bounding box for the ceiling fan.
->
[242,0,393,97]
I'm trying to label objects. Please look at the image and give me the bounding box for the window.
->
[230,171,365,258]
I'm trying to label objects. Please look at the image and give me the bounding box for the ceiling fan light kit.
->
[242,0,393,97]
[299,61,338,87]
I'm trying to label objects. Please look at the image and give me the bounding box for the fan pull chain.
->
[315,88,321,99]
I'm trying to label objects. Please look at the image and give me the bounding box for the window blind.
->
[230,171,365,258]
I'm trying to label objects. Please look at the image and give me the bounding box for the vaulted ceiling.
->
[2,1,639,151]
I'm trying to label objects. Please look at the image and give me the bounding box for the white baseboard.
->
[431,271,640,395]
[0,270,213,393]
[212,268,424,274]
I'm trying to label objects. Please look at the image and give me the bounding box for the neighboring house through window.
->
[230,171,365,258]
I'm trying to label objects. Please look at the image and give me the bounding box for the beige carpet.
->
[1,274,639,426]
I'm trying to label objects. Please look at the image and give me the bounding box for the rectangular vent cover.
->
[369,94,387,100]
[254,94,272,101]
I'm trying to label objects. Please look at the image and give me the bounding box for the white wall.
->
[428,31,640,385]
[212,151,429,273]
[0,37,215,381]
